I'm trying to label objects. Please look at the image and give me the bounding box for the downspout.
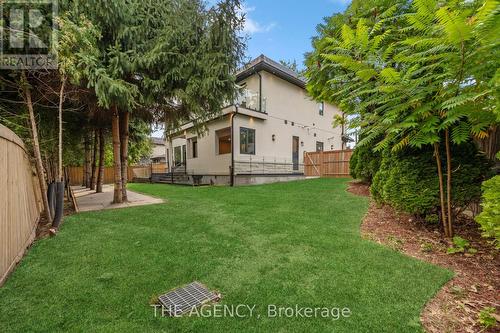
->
[230,107,238,187]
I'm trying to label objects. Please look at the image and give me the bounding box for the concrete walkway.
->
[72,185,164,212]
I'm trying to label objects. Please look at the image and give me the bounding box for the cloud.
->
[244,19,276,34]
[239,4,276,34]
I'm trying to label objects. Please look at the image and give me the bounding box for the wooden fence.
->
[304,150,353,177]
[66,163,168,186]
[0,125,42,286]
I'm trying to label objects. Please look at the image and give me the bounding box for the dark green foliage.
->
[349,144,381,183]
[371,142,492,217]
[371,148,439,215]
[476,175,500,249]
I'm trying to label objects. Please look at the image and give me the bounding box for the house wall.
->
[152,144,166,161]
[175,117,232,175]
[166,70,343,179]
[234,71,343,170]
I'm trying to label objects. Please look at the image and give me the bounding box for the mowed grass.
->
[0,178,452,332]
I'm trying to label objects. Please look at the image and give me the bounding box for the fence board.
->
[66,163,168,186]
[0,125,42,286]
[304,150,353,177]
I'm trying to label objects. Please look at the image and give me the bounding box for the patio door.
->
[174,146,182,167]
[292,136,299,171]
[182,145,186,165]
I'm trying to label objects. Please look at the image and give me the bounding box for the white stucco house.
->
[151,137,166,163]
[163,55,344,185]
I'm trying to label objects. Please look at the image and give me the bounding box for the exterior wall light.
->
[272,134,276,142]
[301,141,304,147]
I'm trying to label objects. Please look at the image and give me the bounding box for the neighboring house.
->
[165,55,343,185]
[151,137,166,163]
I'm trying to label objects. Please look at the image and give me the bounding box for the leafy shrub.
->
[371,142,492,218]
[447,236,477,255]
[349,148,359,178]
[476,175,500,249]
[478,307,497,329]
[349,144,381,183]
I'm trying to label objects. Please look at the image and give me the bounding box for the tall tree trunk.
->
[57,77,66,181]
[83,133,91,187]
[96,128,105,193]
[85,134,92,188]
[341,113,346,150]
[45,154,54,183]
[119,111,129,202]
[90,129,99,190]
[22,71,52,222]
[434,143,449,238]
[111,106,123,203]
[445,130,454,237]
[50,76,67,233]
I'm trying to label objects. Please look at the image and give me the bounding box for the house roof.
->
[236,54,306,89]
[151,137,165,146]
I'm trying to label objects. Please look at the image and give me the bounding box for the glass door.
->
[292,136,299,171]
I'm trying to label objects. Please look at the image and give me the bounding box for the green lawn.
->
[0,179,452,332]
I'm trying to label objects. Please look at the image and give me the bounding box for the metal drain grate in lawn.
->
[158,281,219,316]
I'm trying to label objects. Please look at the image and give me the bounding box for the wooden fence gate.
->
[304,150,353,177]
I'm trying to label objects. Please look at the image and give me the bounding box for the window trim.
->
[240,127,256,155]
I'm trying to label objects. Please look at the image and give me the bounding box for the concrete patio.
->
[72,185,164,212]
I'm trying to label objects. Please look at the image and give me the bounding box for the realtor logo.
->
[0,0,58,69]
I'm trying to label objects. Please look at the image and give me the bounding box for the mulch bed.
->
[348,181,500,333]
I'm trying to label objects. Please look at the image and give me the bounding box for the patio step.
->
[152,172,191,184]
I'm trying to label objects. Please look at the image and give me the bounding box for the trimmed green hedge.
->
[370,142,492,218]
[350,144,381,183]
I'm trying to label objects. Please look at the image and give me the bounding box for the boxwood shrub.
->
[349,144,381,183]
[371,142,492,218]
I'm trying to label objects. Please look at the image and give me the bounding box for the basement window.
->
[158,281,220,316]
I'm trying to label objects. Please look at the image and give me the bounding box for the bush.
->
[371,148,439,215]
[349,144,381,183]
[476,175,500,249]
[371,142,492,218]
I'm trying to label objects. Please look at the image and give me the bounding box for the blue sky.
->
[239,0,350,69]
[153,0,350,137]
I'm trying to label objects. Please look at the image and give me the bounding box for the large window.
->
[316,141,324,152]
[240,127,255,154]
[216,128,231,155]
[174,146,183,166]
[319,102,324,116]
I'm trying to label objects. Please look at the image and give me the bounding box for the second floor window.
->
[319,102,324,116]
[240,127,255,155]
